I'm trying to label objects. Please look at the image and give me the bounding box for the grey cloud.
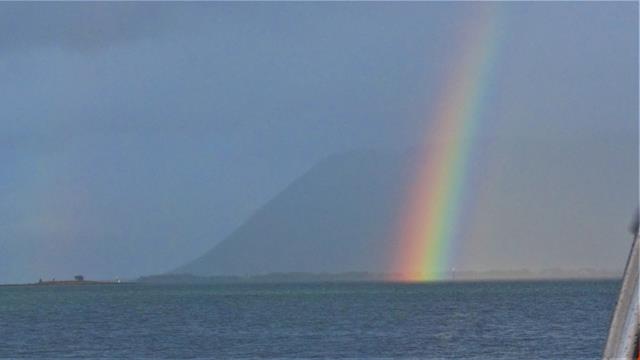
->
[0,2,636,283]
[0,3,185,52]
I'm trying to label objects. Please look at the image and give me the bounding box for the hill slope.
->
[176,137,637,276]
[175,150,417,275]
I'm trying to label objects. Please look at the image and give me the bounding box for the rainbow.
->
[390,8,502,281]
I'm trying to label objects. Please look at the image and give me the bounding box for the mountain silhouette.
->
[176,137,636,276]
[175,149,417,275]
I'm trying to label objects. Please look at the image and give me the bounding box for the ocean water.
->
[0,280,619,359]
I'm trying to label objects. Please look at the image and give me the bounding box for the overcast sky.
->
[0,3,637,283]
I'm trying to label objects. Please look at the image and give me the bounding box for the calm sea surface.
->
[0,280,619,359]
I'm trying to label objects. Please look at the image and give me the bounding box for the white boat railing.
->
[602,229,639,359]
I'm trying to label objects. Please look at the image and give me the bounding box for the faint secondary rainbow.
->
[390,9,502,281]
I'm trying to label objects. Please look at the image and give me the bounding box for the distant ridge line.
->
[139,269,621,284]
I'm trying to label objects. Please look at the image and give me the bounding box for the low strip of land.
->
[0,280,125,287]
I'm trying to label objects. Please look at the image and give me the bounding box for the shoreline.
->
[0,280,127,287]
[0,275,621,287]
